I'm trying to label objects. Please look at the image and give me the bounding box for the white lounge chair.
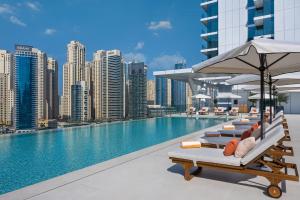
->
[168,125,298,198]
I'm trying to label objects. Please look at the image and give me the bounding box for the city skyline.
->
[0,0,203,94]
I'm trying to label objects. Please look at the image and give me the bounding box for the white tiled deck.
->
[1,115,300,200]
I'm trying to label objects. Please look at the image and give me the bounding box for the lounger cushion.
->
[205,131,221,137]
[168,148,241,166]
[198,136,233,145]
[232,121,257,126]
[223,125,235,130]
[241,126,285,165]
[235,137,256,158]
[218,129,247,136]
[223,139,239,156]
[251,127,261,140]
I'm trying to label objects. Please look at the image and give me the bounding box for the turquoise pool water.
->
[0,117,226,194]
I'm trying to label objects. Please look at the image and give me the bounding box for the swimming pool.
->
[0,117,227,194]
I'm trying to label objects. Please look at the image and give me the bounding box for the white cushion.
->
[241,125,284,165]
[168,148,241,166]
[198,136,233,145]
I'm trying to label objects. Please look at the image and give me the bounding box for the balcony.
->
[254,0,263,9]
[253,14,273,27]
[254,34,273,39]
[201,47,218,55]
[200,31,218,40]
[200,15,218,25]
[200,0,217,10]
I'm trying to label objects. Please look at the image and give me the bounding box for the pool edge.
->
[0,119,235,200]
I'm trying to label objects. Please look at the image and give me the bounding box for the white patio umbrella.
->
[193,38,300,139]
[216,92,241,109]
[227,73,300,122]
[192,94,211,99]
[216,92,242,99]
[192,94,211,109]
[248,94,274,100]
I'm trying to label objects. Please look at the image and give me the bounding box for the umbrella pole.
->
[272,85,277,117]
[269,76,272,124]
[259,54,266,140]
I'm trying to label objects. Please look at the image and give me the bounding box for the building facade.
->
[155,77,172,106]
[14,45,38,130]
[200,0,300,59]
[0,50,14,125]
[32,48,47,121]
[61,41,90,120]
[171,62,187,111]
[147,80,155,105]
[93,50,124,121]
[46,57,59,119]
[71,81,89,121]
[128,62,147,119]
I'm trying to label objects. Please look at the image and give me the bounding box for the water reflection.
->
[0,117,226,194]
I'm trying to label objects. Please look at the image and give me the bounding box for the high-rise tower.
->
[14,45,38,130]
[93,50,124,120]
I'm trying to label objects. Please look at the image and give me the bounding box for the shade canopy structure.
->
[279,89,300,93]
[249,94,274,100]
[192,94,212,99]
[216,92,242,99]
[226,73,300,86]
[192,38,300,139]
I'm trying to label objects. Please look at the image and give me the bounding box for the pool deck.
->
[1,115,300,200]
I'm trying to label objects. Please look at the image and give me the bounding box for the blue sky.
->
[0,0,205,94]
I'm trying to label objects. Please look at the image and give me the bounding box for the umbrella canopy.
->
[226,73,300,86]
[279,89,300,93]
[249,94,274,100]
[193,39,300,76]
[192,94,211,99]
[192,38,300,139]
[216,92,242,99]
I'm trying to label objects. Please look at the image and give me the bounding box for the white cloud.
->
[123,53,146,63]
[149,54,185,71]
[26,2,40,11]
[0,4,14,14]
[148,20,172,30]
[9,16,26,27]
[44,28,56,35]
[134,41,144,50]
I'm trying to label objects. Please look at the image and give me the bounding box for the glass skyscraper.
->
[155,77,168,106]
[128,62,147,119]
[14,45,38,130]
[171,63,187,112]
[200,0,299,58]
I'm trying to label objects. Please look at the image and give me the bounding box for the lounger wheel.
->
[267,185,282,198]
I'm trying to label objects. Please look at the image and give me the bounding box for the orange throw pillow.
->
[241,130,252,140]
[223,139,239,156]
[251,123,259,131]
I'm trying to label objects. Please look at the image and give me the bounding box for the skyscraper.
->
[171,62,187,111]
[14,45,38,130]
[32,48,47,121]
[61,41,89,120]
[0,50,14,125]
[128,62,147,119]
[46,57,59,119]
[93,50,124,121]
[200,0,300,59]
[155,77,171,106]
[71,81,89,121]
[147,80,155,105]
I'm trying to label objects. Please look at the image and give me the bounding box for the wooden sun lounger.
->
[168,126,299,198]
